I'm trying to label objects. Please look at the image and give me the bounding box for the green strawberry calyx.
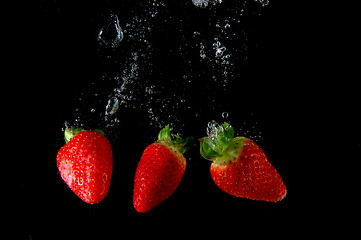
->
[64,126,105,143]
[199,121,246,164]
[158,125,194,155]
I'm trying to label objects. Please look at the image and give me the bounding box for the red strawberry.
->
[200,121,287,202]
[133,125,193,213]
[56,128,113,204]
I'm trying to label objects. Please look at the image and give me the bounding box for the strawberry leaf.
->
[222,122,234,140]
[64,128,85,143]
[199,137,222,160]
[158,125,194,155]
[199,122,238,162]
[64,127,105,143]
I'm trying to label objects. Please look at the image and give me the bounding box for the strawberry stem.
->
[158,125,194,155]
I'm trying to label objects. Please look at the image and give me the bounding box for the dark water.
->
[14,0,359,239]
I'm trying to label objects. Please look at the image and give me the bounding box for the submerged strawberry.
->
[200,121,287,202]
[56,128,113,204]
[133,125,193,213]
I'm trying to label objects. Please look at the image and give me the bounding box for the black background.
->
[10,0,359,239]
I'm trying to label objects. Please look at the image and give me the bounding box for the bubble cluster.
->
[207,120,224,140]
[192,0,223,8]
[68,0,270,141]
[254,0,269,7]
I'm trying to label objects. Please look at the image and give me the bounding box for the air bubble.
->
[213,41,226,58]
[97,14,123,48]
[105,96,119,117]
[207,120,224,139]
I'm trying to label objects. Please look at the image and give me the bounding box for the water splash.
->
[97,14,123,48]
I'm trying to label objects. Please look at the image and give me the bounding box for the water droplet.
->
[77,177,84,186]
[102,173,108,183]
[221,112,229,119]
[97,14,123,48]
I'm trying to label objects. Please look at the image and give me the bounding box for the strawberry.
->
[56,128,113,204]
[133,125,193,212]
[199,121,287,202]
